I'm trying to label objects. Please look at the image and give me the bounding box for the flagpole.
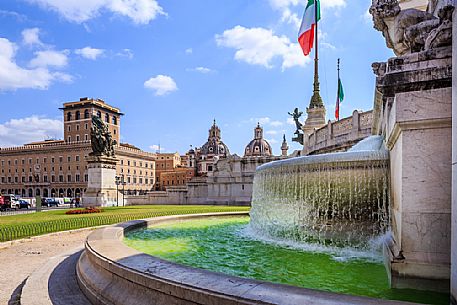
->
[314,0,318,93]
[309,0,323,109]
[337,58,340,121]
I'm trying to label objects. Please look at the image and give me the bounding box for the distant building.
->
[188,120,230,175]
[0,98,156,198]
[155,152,195,190]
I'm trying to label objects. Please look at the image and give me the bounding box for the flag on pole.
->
[298,0,321,56]
[335,77,344,120]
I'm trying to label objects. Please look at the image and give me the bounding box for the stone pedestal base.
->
[374,46,452,292]
[82,155,124,207]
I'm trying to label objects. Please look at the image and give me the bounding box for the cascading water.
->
[250,135,390,248]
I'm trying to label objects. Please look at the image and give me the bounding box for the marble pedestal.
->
[83,155,124,207]
[374,46,452,292]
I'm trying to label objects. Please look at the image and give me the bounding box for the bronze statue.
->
[288,108,303,134]
[90,115,117,157]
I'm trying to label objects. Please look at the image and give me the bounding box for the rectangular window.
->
[68,136,71,142]
[51,157,55,163]
[85,134,88,141]
[67,156,71,162]
[76,135,80,141]
[76,124,80,131]
[67,175,71,182]
[43,157,47,163]
[28,158,32,164]
[59,156,63,163]
[68,125,71,132]
[21,176,25,183]
[28,176,32,182]
[76,174,80,182]
[51,175,55,182]
[44,176,48,182]
[8,177,11,183]
[85,174,88,182]
[14,176,18,183]
[59,175,63,182]
[76,155,80,162]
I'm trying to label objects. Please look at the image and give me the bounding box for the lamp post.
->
[121,174,126,207]
[115,176,121,207]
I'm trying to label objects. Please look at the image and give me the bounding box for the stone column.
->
[451,2,457,303]
[82,155,123,207]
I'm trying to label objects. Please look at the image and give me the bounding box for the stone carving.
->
[424,5,454,50]
[369,0,452,56]
[90,115,117,157]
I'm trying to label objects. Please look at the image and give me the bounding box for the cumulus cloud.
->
[0,116,63,147]
[22,28,43,46]
[269,0,346,28]
[187,66,213,73]
[270,120,283,127]
[75,46,105,60]
[215,25,309,70]
[27,0,166,24]
[0,38,71,91]
[266,130,278,135]
[116,48,133,59]
[29,50,69,68]
[144,74,177,96]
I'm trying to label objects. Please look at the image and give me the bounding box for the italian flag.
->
[298,0,320,56]
[335,78,344,120]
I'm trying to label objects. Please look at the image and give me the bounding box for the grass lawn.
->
[0,205,250,242]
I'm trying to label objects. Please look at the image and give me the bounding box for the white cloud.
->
[116,48,133,59]
[215,25,309,70]
[266,138,279,144]
[321,42,336,50]
[270,0,346,29]
[0,38,71,91]
[321,0,346,10]
[27,0,166,24]
[29,50,69,68]
[363,7,372,24]
[75,46,105,60]
[22,28,43,46]
[187,66,213,73]
[287,117,295,125]
[144,74,177,96]
[185,48,192,54]
[266,130,278,135]
[270,120,283,127]
[0,116,63,147]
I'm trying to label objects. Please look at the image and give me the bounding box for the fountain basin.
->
[77,212,423,305]
[251,136,390,247]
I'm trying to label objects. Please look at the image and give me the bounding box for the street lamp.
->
[121,174,126,207]
[115,176,121,207]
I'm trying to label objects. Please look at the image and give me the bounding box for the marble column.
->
[451,2,457,303]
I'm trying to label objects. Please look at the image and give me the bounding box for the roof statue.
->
[90,115,117,157]
[369,0,453,56]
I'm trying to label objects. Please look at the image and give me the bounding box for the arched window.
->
[112,116,117,125]
[84,110,90,119]
[75,111,80,120]
[67,112,72,121]
[105,113,109,123]
[97,111,101,118]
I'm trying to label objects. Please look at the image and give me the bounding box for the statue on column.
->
[90,116,117,157]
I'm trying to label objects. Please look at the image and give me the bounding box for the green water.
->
[124,216,449,305]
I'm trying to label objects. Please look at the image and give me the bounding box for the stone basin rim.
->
[77,211,419,305]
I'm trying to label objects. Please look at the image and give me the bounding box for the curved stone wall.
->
[77,212,412,305]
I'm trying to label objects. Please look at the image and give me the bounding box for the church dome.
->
[200,120,230,157]
[244,123,272,157]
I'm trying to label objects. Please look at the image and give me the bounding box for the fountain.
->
[250,135,390,248]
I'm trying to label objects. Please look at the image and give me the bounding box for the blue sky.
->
[0,0,393,155]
